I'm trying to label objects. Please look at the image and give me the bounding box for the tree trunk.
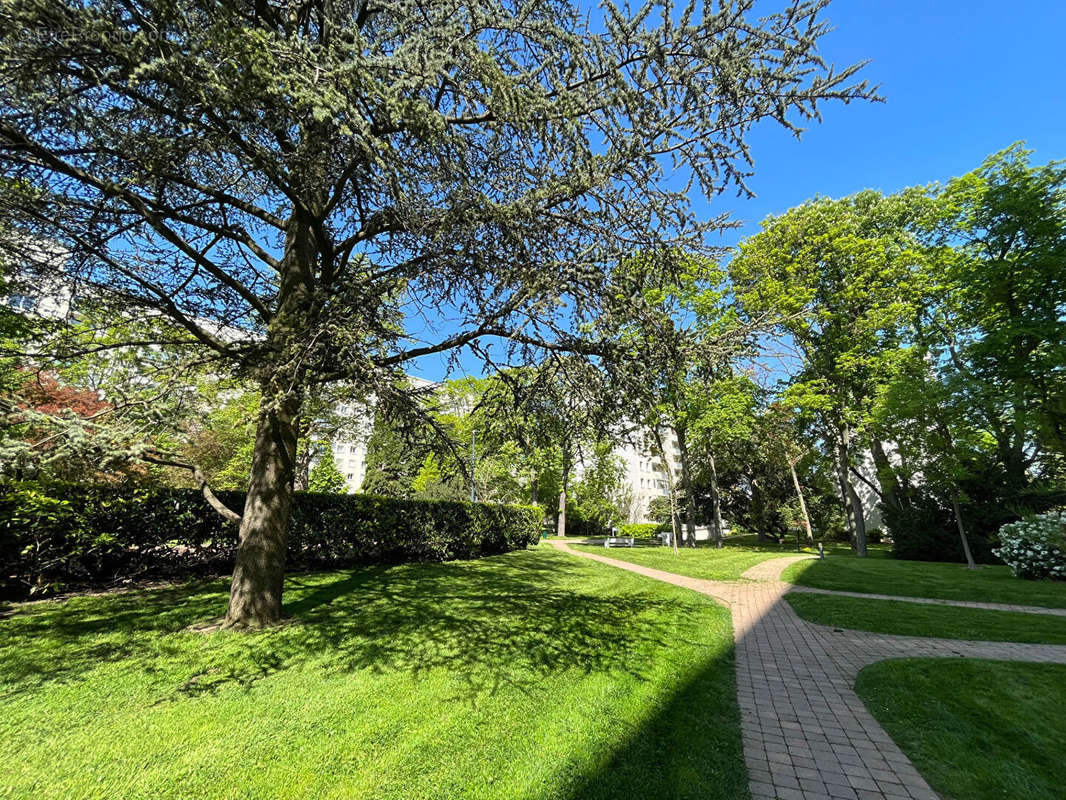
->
[933,417,978,571]
[707,449,725,548]
[787,455,814,545]
[834,427,867,557]
[871,436,904,513]
[224,393,300,628]
[223,208,314,628]
[833,443,854,543]
[676,427,699,548]
[950,494,977,570]
[556,485,567,537]
[529,466,538,506]
[293,421,312,491]
[557,445,571,537]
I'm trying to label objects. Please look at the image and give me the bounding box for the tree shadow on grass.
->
[0,548,698,704]
[1,547,753,800]
[559,647,749,800]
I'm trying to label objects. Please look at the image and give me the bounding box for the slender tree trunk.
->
[557,445,571,537]
[529,466,538,506]
[707,449,725,548]
[950,494,977,570]
[834,426,867,557]
[871,436,904,513]
[833,442,854,543]
[787,455,814,545]
[676,427,699,548]
[292,420,312,491]
[933,417,978,571]
[224,392,300,628]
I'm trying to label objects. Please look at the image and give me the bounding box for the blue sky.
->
[704,0,1066,247]
[412,0,1066,382]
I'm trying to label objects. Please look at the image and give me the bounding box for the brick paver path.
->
[549,541,1066,800]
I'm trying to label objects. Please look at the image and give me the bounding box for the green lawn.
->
[782,556,1066,608]
[0,546,746,800]
[570,543,809,581]
[720,534,891,557]
[856,660,1066,800]
[785,592,1066,644]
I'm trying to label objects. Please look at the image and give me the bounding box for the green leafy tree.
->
[307,443,347,494]
[604,250,761,549]
[730,189,933,556]
[361,407,436,498]
[872,145,1066,563]
[0,0,875,626]
[933,144,1066,478]
[571,440,631,532]
[687,373,762,543]
[177,389,260,491]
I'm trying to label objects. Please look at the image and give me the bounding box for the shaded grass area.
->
[856,659,1066,800]
[785,593,1066,644]
[570,543,809,581]
[782,557,1066,608]
[0,546,746,800]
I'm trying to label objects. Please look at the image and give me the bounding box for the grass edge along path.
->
[782,556,1066,609]
[569,543,808,582]
[784,592,1066,644]
[0,545,748,800]
[855,659,1066,800]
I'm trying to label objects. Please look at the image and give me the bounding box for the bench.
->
[604,536,635,548]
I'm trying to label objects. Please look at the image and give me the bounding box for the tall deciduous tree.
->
[873,145,1066,563]
[0,0,874,625]
[933,144,1066,479]
[730,190,930,556]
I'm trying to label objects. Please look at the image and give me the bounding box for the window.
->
[7,294,37,312]
[349,445,358,454]
[346,473,354,480]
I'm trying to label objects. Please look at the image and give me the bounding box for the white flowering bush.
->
[994,513,1066,580]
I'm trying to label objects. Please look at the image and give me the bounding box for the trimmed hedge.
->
[0,482,540,599]
[618,522,665,539]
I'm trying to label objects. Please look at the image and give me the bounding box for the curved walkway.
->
[549,540,1066,800]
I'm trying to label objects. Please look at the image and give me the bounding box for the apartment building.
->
[4,253,704,524]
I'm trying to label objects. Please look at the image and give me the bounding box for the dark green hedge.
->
[0,482,540,599]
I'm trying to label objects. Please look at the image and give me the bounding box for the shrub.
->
[562,507,610,538]
[994,513,1066,580]
[618,522,664,539]
[883,495,998,564]
[0,482,540,599]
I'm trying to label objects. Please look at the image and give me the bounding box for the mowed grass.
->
[570,543,808,581]
[720,534,891,558]
[784,593,1066,644]
[782,556,1066,608]
[0,546,746,800]
[856,660,1066,800]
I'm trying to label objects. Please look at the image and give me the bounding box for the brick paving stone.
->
[550,541,1066,799]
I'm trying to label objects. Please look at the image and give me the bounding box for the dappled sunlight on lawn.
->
[0,547,747,800]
